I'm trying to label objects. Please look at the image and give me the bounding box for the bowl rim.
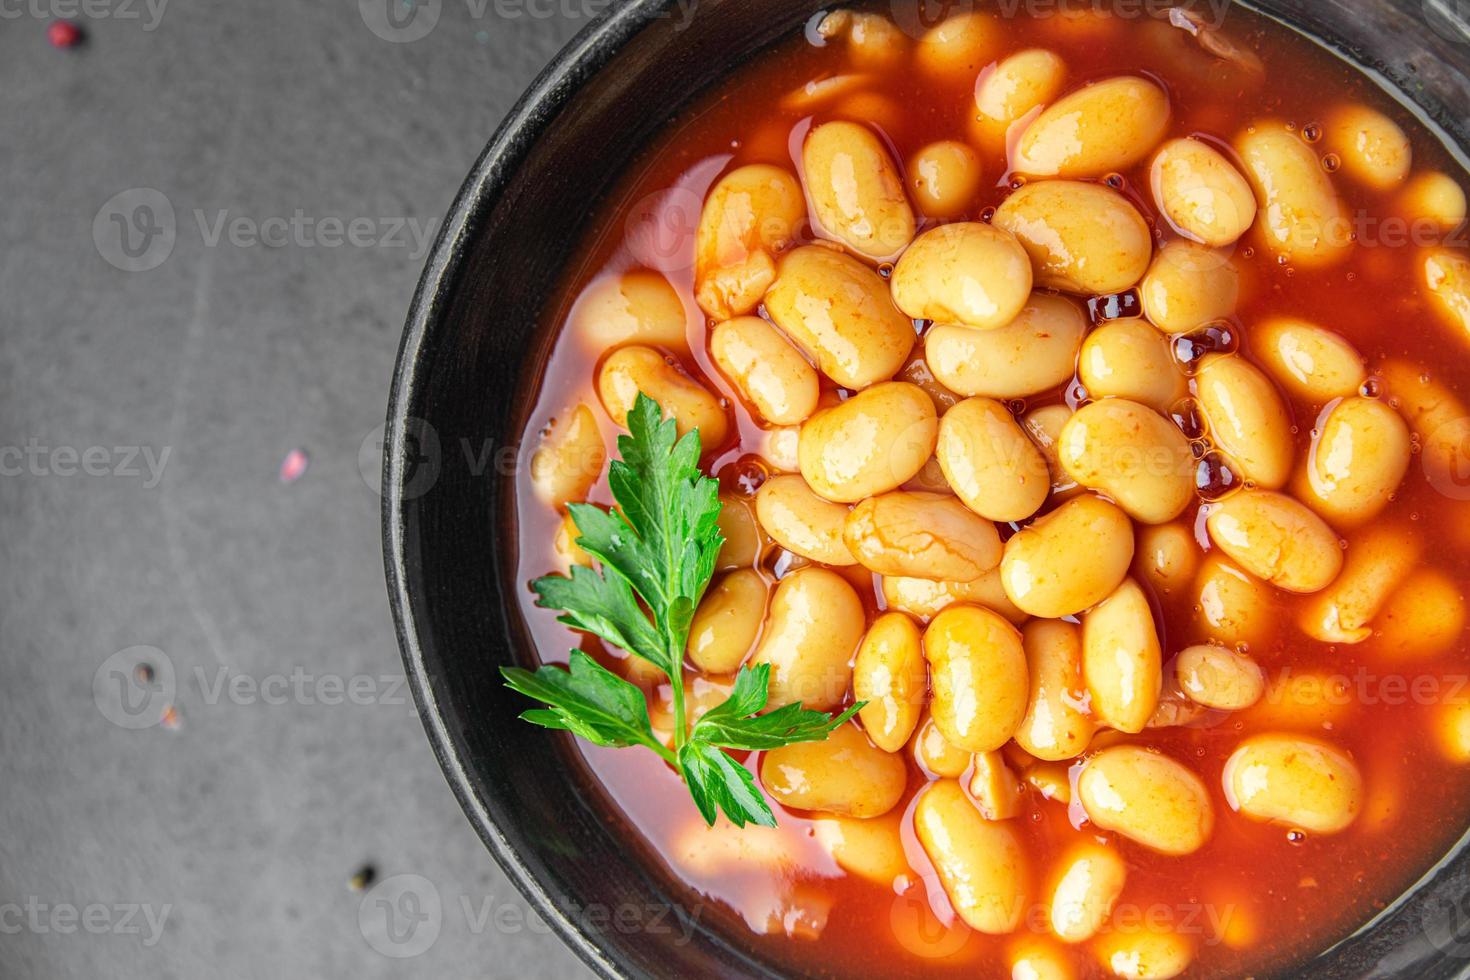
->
[380,2,674,977]
[383,3,1470,978]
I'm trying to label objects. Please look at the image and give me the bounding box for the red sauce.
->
[510,5,1470,976]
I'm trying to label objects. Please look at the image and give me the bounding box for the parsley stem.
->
[650,739,678,766]
[669,636,689,753]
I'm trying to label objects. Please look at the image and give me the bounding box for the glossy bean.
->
[1174,644,1264,710]
[710,316,819,426]
[907,140,983,219]
[811,813,908,887]
[1193,554,1273,648]
[553,512,592,571]
[1222,733,1363,834]
[913,780,1029,934]
[1399,171,1467,232]
[912,713,972,778]
[1423,248,1470,343]
[717,491,766,570]
[798,382,938,502]
[1253,317,1366,403]
[1298,396,1412,526]
[765,245,916,389]
[844,491,1002,581]
[803,121,916,260]
[1001,495,1135,618]
[1298,527,1418,644]
[755,474,857,566]
[1138,240,1240,334]
[1013,76,1171,178]
[530,402,606,509]
[1010,935,1077,980]
[1016,620,1096,761]
[971,48,1067,151]
[1237,123,1351,267]
[1077,746,1214,855]
[1077,318,1188,413]
[1195,354,1294,489]
[814,9,908,70]
[891,222,1034,331]
[1149,137,1257,247]
[694,164,806,319]
[760,723,907,818]
[994,180,1153,295]
[1058,399,1194,525]
[572,269,689,353]
[687,568,768,674]
[1205,490,1343,593]
[853,612,927,753]
[926,294,1087,399]
[1326,104,1411,190]
[597,345,729,448]
[968,749,1024,821]
[1095,929,1195,980]
[1047,841,1127,944]
[915,12,1000,79]
[750,567,865,710]
[936,397,1051,523]
[1134,523,1200,597]
[924,605,1029,753]
[1082,579,1163,734]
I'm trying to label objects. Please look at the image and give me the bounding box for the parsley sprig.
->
[503,394,862,828]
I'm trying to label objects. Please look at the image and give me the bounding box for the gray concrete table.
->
[0,2,599,977]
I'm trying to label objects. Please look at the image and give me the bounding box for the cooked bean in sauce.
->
[512,4,1470,977]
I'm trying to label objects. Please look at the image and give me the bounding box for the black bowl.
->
[383,1,1470,976]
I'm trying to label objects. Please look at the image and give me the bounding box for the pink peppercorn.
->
[48,20,83,49]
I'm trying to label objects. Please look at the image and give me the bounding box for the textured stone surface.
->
[0,2,595,977]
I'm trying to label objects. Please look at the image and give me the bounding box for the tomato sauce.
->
[509,4,1470,976]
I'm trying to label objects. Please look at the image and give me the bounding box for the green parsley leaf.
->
[678,740,776,829]
[510,393,861,828]
[694,665,864,751]
[501,651,670,760]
